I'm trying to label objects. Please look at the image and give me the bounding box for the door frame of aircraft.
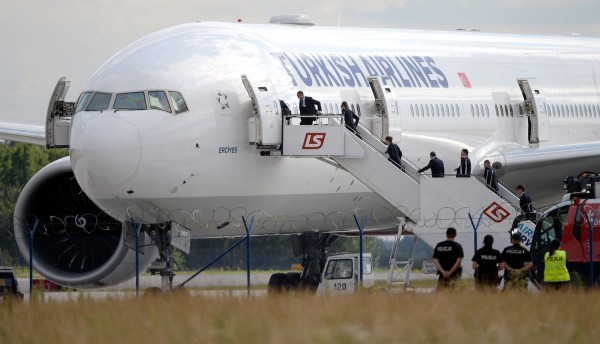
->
[46,77,73,148]
[242,75,282,148]
[368,76,398,141]
[517,78,549,144]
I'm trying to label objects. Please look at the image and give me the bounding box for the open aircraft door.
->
[517,78,548,143]
[368,76,398,140]
[46,77,74,148]
[242,75,282,148]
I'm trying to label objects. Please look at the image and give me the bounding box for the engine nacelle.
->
[14,157,158,288]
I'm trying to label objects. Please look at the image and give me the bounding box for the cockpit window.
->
[148,91,171,113]
[75,92,94,113]
[86,92,112,111]
[168,91,189,114]
[114,92,147,110]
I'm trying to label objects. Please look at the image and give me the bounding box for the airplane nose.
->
[70,115,141,188]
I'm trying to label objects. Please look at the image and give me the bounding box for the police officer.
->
[500,232,533,291]
[433,227,464,290]
[544,239,570,290]
[471,235,501,290]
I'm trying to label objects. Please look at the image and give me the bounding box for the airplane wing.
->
[0,122,46,145]
[499,142,600,170]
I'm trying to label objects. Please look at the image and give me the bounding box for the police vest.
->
[543,250,570,282]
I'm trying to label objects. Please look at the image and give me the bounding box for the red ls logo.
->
[483,202,510,223]
[302,133,326,149]
[457,72,472,88]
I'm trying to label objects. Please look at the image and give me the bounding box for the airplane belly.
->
[94,192,403,236]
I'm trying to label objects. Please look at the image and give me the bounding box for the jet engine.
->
[13,157,158,288]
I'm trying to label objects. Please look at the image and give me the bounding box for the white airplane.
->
[1,15,600,289]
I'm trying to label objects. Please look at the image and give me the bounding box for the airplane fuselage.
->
[69,22,600,237]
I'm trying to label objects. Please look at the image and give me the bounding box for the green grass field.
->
[1,290,598,343]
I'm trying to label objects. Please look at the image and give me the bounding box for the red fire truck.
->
[529,176,600,287]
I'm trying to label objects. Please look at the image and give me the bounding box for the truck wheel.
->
[285,272,302,291]
[268,273,288,294]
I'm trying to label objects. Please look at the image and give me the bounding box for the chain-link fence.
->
[2,208,600,302]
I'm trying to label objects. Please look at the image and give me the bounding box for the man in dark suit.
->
[297,90,322,125]
[418,151,445,177]
[511,184,535,230]
[483,159,499,192]
[341,101,359,132]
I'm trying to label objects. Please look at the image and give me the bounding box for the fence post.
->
[353,214,368,288]
[242,216,254,296]
[469,213,483,253]
[584,210,598,288]
[133,220,143,297]
[28,219,39,296]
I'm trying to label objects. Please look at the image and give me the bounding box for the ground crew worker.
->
[544,239,570,290]
[500,232,533,291]
[471,235,501,290]
[433,227,464,290]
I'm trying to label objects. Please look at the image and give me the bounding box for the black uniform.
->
[456,157,471,177]
[299,96,322,125]
[418,157,445,177]
[472,246,501,289]
[500,244,532,290]
[519,192,533,214]
[342,108,359,132]
[484,166,499,192]
[386,143,403,168]
[433,240,464,288]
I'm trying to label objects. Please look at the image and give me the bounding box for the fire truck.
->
[528,174,600,287]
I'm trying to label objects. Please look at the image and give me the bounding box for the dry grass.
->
[1,290,599,344]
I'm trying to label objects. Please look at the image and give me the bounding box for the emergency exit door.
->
[518,78,548,143]
[242,75,282,147]
[368,76,398,140]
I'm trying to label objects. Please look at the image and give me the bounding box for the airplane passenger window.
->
[426,104,430,117]
[114,92,147,110]
[495,105,499,117]
[475,104,480,117]
[356,104,361,116]
[500,105,504,117]
[470,104,474,117]
[569,105,574,117]
[436,104,440,117]
[586,105,591,117]
[455,104,459,117]
[86,92,112,111]
[148,91,171,113]
[168,91,189,114]
[504,105,509,117]
[445,104,449,117]
[429,104,434,117]
[420,104,424,117]
[561,105,565,117]
[75,92,94,113]
[485,104,490,117]
[509,105,513,117]
[410,104,414,117]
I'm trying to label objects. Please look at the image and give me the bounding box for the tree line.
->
[0,142,68,265]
